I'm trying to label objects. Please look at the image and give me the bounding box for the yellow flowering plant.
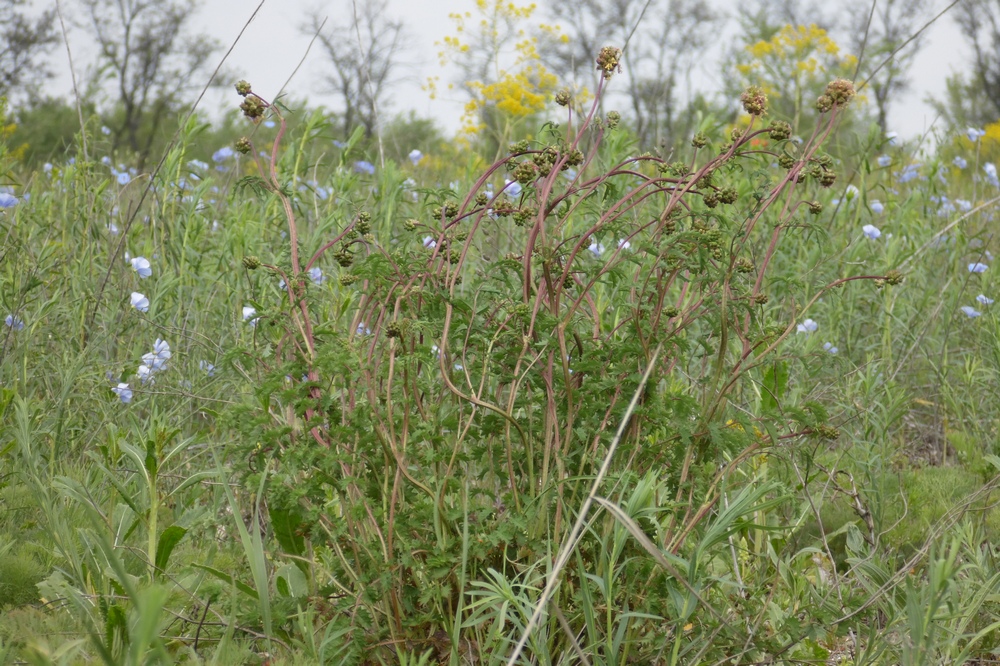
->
[734,24,859,134]
[433,0,562,153]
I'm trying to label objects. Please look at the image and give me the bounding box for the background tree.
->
[305,0,406,140]
[78,0,219,160]
[542,0,716,149]
[0,0,57,101]
[842,0,933,132]
[946,0,1000,125]
[434,0,559,154]
[729,23,856,135]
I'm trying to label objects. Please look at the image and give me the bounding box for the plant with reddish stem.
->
[228,63,901,659]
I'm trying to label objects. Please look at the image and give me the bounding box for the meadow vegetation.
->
[4,1,1000,664]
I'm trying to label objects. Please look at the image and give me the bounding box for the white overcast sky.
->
[50,0,974,140]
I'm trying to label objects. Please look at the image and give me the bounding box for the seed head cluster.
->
[596,46,622,79]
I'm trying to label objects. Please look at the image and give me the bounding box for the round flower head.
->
[796,318,818,334]
[862,224,881,240]
[877,155,891,168]
[740,85,768,116]
[130,292,149,312]
[870,200,884,214]
[130,256,152,278]
[969,262,989,273]
[408,149,423,165]
[954,156,968,170]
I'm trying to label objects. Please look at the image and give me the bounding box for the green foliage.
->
[4,46,1000,665]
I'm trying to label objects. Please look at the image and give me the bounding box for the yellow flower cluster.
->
[468,63,558,117]
[435,0,563,138]
[983,120,1000,146]
[734,24,858,131]
[737,24,857,97]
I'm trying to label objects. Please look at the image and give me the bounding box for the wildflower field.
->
[6,2,1000,663]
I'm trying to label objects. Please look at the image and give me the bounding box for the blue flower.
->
[189,159,209,171]
[588,241,605,257]
[423,236,437,249]
[5,314,24,331]
[885,131,898,145]
[112,383,132,403]
[823,342,838,354]
[333,140,346,148]
[967,127,986,142]
[101,125,111,135]
[862,224,881,239]
[309,267,325,284]
[242,305,259,327]
[877,155,891,168]
[977,294,994,305]
[985,163,999,187]
[954,156,968,169]
[969,262,989,273]
[870,200,884,214]
[137,363,156,384]
[142,338,171,371]
[0,193,17,207]
[130,292,149,312]
[618,238,631,250]
[43,162,52,174]
[961,305,982,318]
[264,120,276,128]
[796,318,818,333]
[897,164,920,183]
[199,360,216,376]
[130,256,152,278]
[213,146,235,162]
[354,160,375,175]
[117,171,131,185]
[505,178,522,197]
[356,323,371,336]
[957,199,973,213]
[408,149,423,165]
